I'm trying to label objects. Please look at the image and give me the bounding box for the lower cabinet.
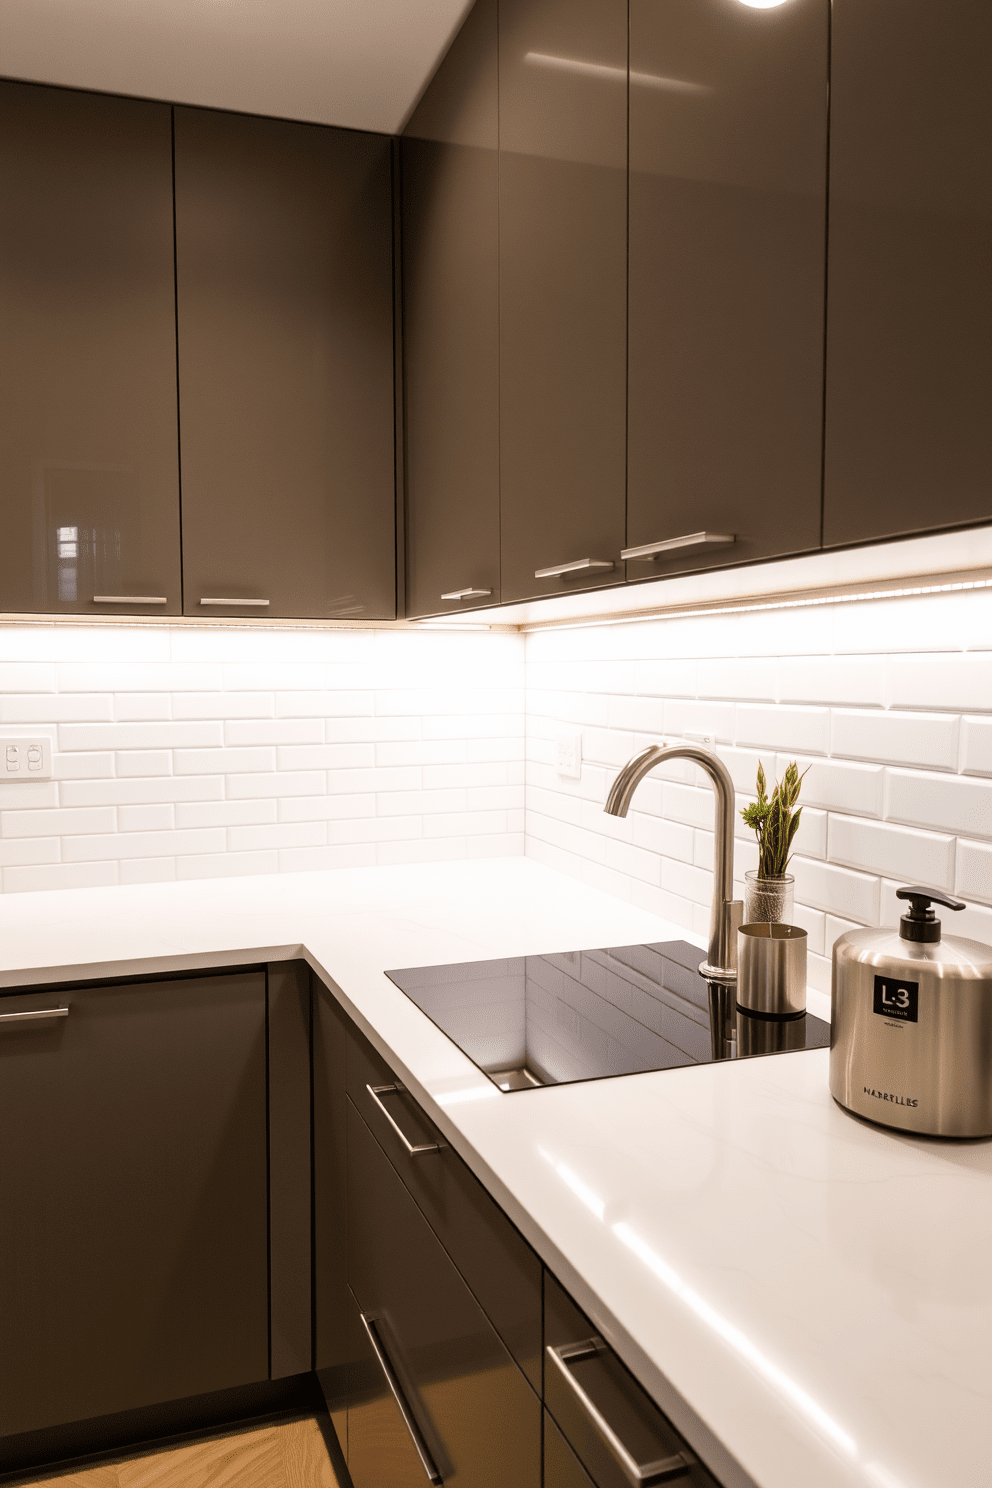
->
[0,972,269,1440]
[342,1101,541,1487]
[545,1275,720,1488]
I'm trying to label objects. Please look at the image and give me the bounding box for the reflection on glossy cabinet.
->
[174,108,396,620]
[345,1102,541,1488]
[0,973,268,1439]
[498,0,628,604]
[402,0,500,619]
[626,0,827,582]
[0,82,182,615]
[824,0,992,546]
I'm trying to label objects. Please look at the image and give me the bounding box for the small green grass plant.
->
[740,760,807,879]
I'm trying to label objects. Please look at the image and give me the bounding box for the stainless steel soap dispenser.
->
[830,887,992,1137]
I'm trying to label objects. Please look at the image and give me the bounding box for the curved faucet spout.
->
[604,742,742,982]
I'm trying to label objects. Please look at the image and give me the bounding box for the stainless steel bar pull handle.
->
[365,1084,444,1157]
[199,597,270,607]
[360,1313,443,1484]
[0,1007,69,1025]
[93,596,168,605]
[546,1341,692,1486]
[440,587,493,601]
[621,532,735,561]
[535,558,615,579]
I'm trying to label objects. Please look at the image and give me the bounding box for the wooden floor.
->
[22,1417,341,1488]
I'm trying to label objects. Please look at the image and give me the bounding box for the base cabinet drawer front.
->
[0,974,269,1439]
[346,1099,541,1487]
[546,1411,597,1488]
[347,1021,543,1391]
[545,1277,720,1488]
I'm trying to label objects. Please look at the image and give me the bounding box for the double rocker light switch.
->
[1,737,53,781]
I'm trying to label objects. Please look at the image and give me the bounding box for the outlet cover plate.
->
[555,731,582,780]
[1,737,53,781]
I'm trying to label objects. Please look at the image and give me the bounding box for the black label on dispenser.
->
[873,974,919,1023]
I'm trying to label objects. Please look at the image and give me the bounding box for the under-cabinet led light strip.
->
[517,574,992,633]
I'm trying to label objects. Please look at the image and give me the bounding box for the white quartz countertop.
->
[2,857,989,1488]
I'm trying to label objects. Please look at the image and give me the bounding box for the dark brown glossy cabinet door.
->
[175,108,396,620]
[627,0,827,581]
[402,0,500,619]
[823,0,992,546]
[0,82,181,616]
[0,973,268,1439]
[345,1102,540,1488]
[498,0,628,603]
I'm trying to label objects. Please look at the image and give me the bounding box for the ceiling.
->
[0,0,475,135]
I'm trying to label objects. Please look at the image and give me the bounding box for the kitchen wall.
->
[525,584,992,992]
[0,623,525,892]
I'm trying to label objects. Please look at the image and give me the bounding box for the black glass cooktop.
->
[386,939,830,1092]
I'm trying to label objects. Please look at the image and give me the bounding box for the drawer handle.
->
[534,558,615,579]
[360,1312,443,1484]
[93,595,168,605]
[440,587,493,601]
[0,1007,69,1025]
[365,1084,444,1157]
[199,597,271,607]
[621,532,735,561]
[547,1341,692,1486]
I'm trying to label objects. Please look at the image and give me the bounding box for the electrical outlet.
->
[1,737,53,781]
[555,731,582,779]
[685,731,716,751]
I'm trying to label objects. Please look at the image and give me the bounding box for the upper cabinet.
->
[498,0,628,604]
[626,0,828,582]
[174,108,397,620]
[0,82,182,616]
[402,0,501,620]
[823,0,992,547]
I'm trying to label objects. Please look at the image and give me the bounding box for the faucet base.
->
[698,959,737,986]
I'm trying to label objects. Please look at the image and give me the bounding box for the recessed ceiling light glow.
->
[736,0,791,8]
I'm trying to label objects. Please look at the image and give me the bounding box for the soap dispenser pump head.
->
[896,885,965,944]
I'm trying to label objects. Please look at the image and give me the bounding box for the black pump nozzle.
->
[896,885,965,944]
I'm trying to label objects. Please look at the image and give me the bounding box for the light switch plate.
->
[684,731,716,751]
[1,737,53,781]
[555,731,582,779]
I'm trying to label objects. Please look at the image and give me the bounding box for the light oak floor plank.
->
[20,1416,340,1488]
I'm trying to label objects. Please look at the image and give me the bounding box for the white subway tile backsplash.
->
[827,815,955,889]
[277,743,373,771]
[174,692,274,720]
[778,656,885,708]
[4,861,119,893]
[227,821,326,852]
[175,747,275,775]
[887,769,992,839]
[737,704,830,755]
[63,827,226,861]
[2,590,988,902]
[2,806,116,838]
[832,709,959,770]
[962,717,992,776]
[888,653,992,712]
[225,719,323,746]
[118,804,175,833]
[955,839,992,905]
[2,693,113,722]
[790,857,879,924]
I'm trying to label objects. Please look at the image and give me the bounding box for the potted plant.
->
[740,760,806,924]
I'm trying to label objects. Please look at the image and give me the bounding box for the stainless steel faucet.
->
[604,742,743,984]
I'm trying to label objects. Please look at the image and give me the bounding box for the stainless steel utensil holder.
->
[737,923,807,1017]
